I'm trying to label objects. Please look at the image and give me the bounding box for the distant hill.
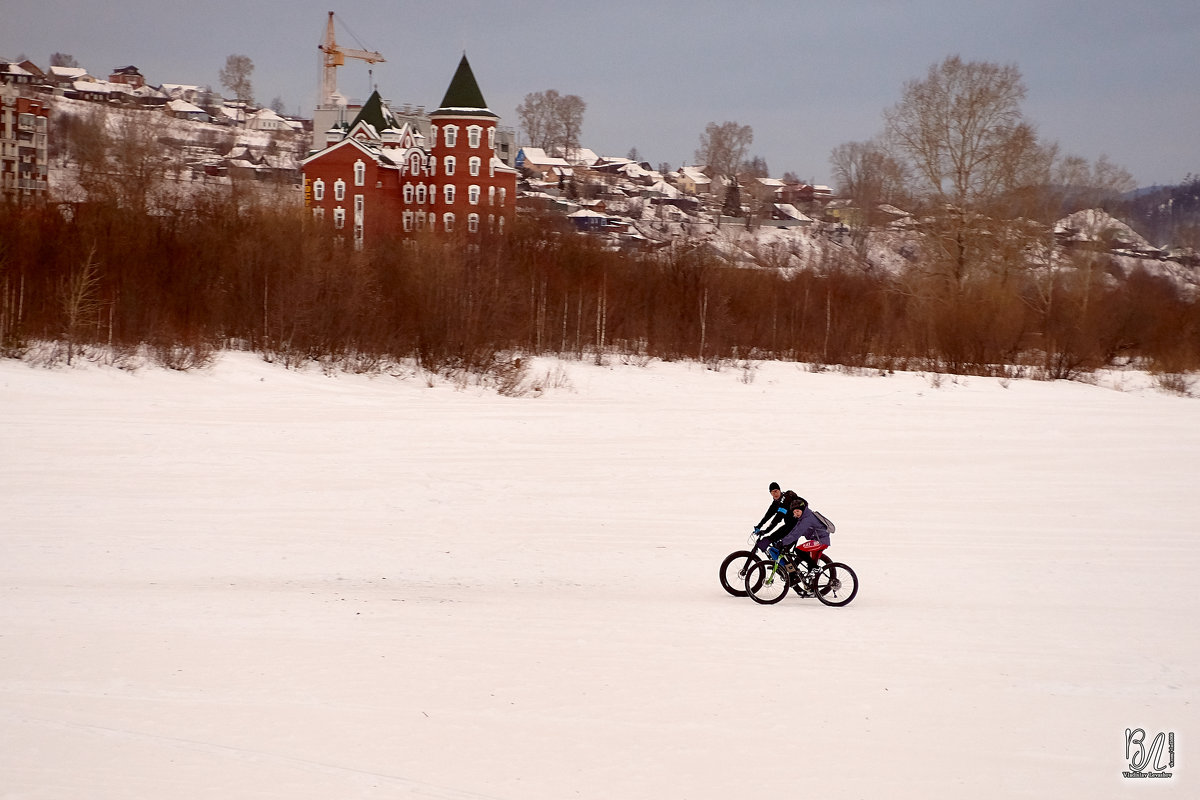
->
[1119,176,1200,248]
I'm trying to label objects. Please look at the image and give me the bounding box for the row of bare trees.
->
[2,196,1197,380]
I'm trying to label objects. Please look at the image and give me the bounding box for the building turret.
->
[429,54,516,234]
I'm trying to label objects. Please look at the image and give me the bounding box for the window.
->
[468,185,480,205]
[404,184,414,204]
[499,188,506,206]
[430,126,438,146]
[488,128,495,149]
[312,207,325,221]
[443,213,455,232]
[334,179,345,201]
[410,153,422,174]
[469,157,481,176]
[444,156,455,176]
[333,207,345,229]
[313,179,325,201]
[468,213,479,233]
[488,186,495,206]
[467,126,482,148]
[354,160,365,186]
[416,184,427,204]
[354,195,364,223]
[443,125,458,147]
[444,185,455,204]
[403,212,413,232]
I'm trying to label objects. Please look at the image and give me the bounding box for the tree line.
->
[1,195,1196,386]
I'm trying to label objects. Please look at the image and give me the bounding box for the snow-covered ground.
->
[1,354,1195,798]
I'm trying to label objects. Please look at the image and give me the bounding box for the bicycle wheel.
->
[719,550,763,597]
[813,562,858,607]
[792,554,833,597]
[745,560,790,605]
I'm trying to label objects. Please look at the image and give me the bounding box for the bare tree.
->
[831,139,908,208]
[883,56,1055,290]
[516,90,586,157]
[49,52,79,68]
[60,246,102,366]
[695,121,753,183]
[884,55,1046,212]
[219,54,255,108]
[1052,153,1136,214]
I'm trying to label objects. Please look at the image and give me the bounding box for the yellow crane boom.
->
[318,11,385,106]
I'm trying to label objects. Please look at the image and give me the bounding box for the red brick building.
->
[302,54,517,244]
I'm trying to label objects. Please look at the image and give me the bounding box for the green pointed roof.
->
[432,54,497,118]
[348,90,398,133]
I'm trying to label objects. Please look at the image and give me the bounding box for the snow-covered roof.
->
[647,180,679,198]
[562,147,599,166]
[51,66,89,80]
[774,203,813,222]
[167,98,207,114]
[71,80,111,94]
[519,147,571,168]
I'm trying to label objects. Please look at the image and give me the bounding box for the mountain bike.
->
[719,532,831,597]
[744,540,858,607]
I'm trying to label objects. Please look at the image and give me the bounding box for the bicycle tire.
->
[813,562,858,607]
[719,550,762,597]
[745,560,790,605]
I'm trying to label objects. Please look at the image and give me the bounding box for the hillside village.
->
[3,53,1199,293]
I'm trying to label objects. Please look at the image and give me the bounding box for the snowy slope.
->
[0,354,1195,798]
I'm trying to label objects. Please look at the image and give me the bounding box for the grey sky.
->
[5,0,1198,187]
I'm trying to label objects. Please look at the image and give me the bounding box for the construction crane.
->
[317,11,385,107]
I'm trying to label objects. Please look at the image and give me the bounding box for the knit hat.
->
[768,482,780,491]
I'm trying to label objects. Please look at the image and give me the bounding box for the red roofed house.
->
[302,54,517,245]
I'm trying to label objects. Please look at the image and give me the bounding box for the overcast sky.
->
[6,0,1198,187]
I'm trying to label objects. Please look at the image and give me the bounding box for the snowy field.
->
[1,353,1195,799]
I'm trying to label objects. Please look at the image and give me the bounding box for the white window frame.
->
[444,156,456,176]
[469,157,481,176]
[334,179,346,201]
[404,184,414,204]
[353,160,366,186]
[468,213,479,233]
[313,179,325,200]
[333,207,345,229]
[467,126,482,148]
[443,212,455,232]
[444,185,455,204]
[443,125,458,147]
[417,184,427,204]
[468,185,480,205]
